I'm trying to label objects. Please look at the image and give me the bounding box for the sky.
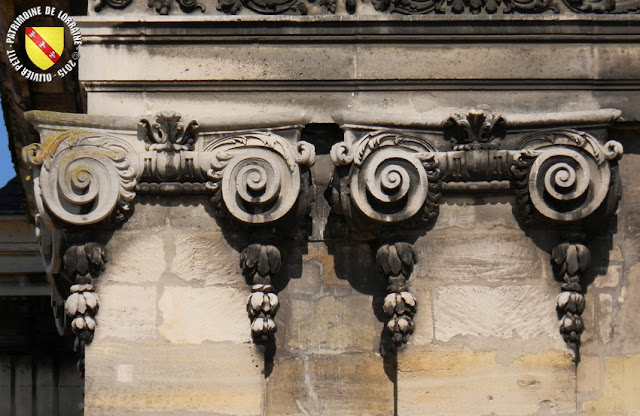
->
[0,108,15,189]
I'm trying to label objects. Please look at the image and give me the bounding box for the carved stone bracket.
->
[21,110,315,359]
[331,108,623,353]
[511,129,623,223]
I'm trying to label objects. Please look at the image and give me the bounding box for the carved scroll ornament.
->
[331,109,622,353]
[23,132,137,226]
[22,110,315,362]
[512,129,623,223]
[206,132,315,224]
[331,131,441,227]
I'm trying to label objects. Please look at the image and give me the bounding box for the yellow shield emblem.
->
[25,27,64,71]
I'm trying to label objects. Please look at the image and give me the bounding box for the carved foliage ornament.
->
[91,0,640,14]
[241,244,282,344]
[512,129,623,223]
[140,111,199,152]
[62,243,106,373]
[148,0,206,14]
[378,242,418,348]
[551,243,590,347]
[331,132,441,225]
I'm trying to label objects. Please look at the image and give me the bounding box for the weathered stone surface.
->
[613,264,640,344]
[413,231,549,283]
[266,353,393,416]
[85,342,262,416]
[95,285,158,342]
[103,233,166,284]
[577,355,602,394]
[158,285,251,344]
[287,295,378,351]
[594,264,622,289]
[171,231,243,287]
[580,353,640,416]
[408,284,433,345]
[398,346,576,416]
[433,285,559,342]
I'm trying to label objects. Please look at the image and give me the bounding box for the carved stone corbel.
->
[331,108,623,354]
[510,128,622,351]
[203,127,315,348]
[21,110,315,363]
[330,123,443,350]
[330,130,442,229]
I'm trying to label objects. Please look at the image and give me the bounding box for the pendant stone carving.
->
[241,244,282,344]
[22,110,316,360]
[378,243,418,348]
[551,243,590,348]
[331,108,622,354]
[62,243,106,373]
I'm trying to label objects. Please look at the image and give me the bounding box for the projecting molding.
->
[90,0,640,14]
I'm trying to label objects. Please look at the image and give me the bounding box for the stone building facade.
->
[1,0,640,415]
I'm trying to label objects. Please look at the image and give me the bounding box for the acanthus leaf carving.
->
[140,111,199,152]
[444,109,506,150]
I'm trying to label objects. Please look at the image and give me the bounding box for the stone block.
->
[103,232,166,284]
[287,295,378,352]
[407,283,433,345]
[158,285,251,344]
[356,44,594,80]
[580,353,640,416]
[413,231,548,284]
[171,230,245,287]
[433,285,559,342]
[85,342,262,416]
[577,355,602,394]
[398,346,576,416]
[613,264,640,344]
[95,285,158,342]
[266,353,393,416]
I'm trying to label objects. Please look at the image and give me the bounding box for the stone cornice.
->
[87,0,640,15]
[75,15,640,43]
